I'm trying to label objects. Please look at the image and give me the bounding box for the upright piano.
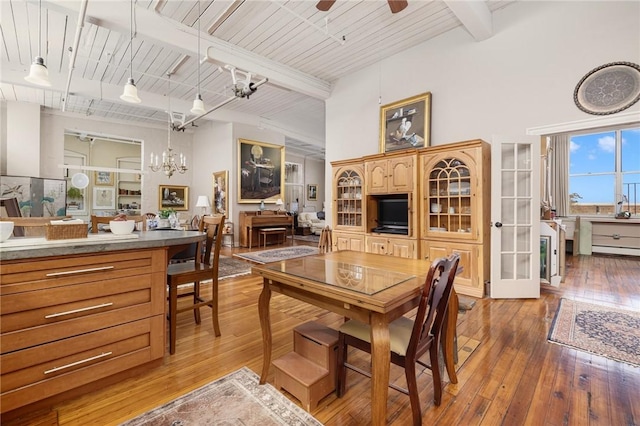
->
[239,211,294,248]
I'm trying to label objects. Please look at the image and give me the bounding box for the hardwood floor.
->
[8,245,640,425]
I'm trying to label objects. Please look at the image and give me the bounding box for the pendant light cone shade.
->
[24,56,51,87]
[190,94,206,115]
[120,77,142,103]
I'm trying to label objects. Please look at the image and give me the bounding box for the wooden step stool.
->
[272,321,339,412]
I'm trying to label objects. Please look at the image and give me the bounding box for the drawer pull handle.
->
[45,266,115,277]
[44,352,113,374]
[45,302,113,319]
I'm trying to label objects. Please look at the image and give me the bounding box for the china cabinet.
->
[365,235,416,258]
[332,160,365,233]
[419,139,490,297]
[364,152,415,194]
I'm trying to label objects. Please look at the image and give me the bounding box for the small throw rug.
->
[120,367,323,426]
[548,298,640,367]
[219,255,252,279]
[287,234,320,243]
[234,246,319,264]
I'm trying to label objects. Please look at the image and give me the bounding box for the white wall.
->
[324,1,640,224]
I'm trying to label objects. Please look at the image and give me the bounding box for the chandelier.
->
[149,74,187,178]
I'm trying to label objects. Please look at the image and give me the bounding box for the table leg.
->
[258,278,273,384]
[249,226,253,249]
[370,313,390,426]
[441,290,459,384]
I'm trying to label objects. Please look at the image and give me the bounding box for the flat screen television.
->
[375,198,408,234]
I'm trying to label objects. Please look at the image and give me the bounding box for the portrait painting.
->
[212,170,228,215]
[237,139,284,203]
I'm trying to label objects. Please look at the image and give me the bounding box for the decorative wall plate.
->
[574,62,640,115]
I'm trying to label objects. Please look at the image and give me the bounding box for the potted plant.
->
[158,208,176,228]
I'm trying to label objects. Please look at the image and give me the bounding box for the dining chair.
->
[90,215,146,233]
[166,215,225,354]
[336,253,460,426]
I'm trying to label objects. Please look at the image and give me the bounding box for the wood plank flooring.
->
[7,247,640,425]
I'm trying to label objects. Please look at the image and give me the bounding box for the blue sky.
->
[569,128,640,204]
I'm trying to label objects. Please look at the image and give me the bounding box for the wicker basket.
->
[45,223,88,240]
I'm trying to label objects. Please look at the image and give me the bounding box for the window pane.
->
[622,173,640,215]
[569,175,615,215]
[621,128,640,172]
[570,132,615,174]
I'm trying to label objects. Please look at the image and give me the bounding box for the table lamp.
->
[275,198,284,212]
[196,195,210,216]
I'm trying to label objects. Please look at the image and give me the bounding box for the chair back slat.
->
[408,253,460,359]
[198,215,225,268]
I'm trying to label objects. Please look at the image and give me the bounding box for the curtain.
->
[550,134,569,217]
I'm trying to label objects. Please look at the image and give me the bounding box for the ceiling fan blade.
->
[387,0,408,14]
[316,0,336,11]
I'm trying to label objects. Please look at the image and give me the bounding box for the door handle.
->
[494,222,503,228]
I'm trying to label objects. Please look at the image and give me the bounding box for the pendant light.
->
[120,0,141,103]
[190,0,206,115]
[24,0,51,87]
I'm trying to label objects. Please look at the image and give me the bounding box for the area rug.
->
[548,298,640,367]
[219,255,252,280]
[120,367,323,426]
[234,246,319,264]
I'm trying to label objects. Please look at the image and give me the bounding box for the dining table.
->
[252,250,459,425]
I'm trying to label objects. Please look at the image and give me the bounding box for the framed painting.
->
[237,139,285,203]
[307,184,318,201]
[159,185,189,211]
[379,92,431,153]
[93,187,115,209]
[94,171,114,186]
[212,170,229,215]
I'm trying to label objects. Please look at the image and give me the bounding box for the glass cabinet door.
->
[425,157,474,238]
[335,168,364,229]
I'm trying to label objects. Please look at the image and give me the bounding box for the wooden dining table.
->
[252,250,459,425]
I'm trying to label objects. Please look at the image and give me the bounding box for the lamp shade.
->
[24,57,51,87]
[190,94,206,115]
[275,198,283,206]
[120,78,142,103]
[196,195,211,208]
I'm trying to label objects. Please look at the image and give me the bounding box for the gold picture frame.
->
[159,185,189,211]
[212,170,229,215]
[379,92,431,153]
[94,171,114,186]
[237,139,285,203]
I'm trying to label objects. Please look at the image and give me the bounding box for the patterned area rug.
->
[287,234,320,243]
[120,367,322,426]
[219,255,252,279]
[548,298,640,367]
[234,246,319,264]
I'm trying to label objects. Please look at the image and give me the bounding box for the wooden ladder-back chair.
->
[318,226,333,253]
[336,253,460,426]
[90,215,146,233]
[166,215,225,354]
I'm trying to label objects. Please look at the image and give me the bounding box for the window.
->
[569,127,640,216]
[284,162,303,212]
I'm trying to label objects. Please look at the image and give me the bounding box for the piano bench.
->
[259,227,287,247]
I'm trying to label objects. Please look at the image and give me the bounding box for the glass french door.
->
[490,135,541,298]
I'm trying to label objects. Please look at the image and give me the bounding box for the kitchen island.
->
[0,230,205,415]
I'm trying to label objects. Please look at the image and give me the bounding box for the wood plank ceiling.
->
[0,0,515,159]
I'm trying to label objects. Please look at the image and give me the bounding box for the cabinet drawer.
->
[1,272,165,353]
[1,315,164,413]
[0,249,165,294]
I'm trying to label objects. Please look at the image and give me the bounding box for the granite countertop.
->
[0,230,205,261]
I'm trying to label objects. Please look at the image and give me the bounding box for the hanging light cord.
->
[37,0,42,58]
[197,0,201,94]
[129,0,133,80]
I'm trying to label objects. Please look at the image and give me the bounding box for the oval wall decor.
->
[573,61,640,115]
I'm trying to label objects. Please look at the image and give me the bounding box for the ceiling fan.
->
[316,0,408,14]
